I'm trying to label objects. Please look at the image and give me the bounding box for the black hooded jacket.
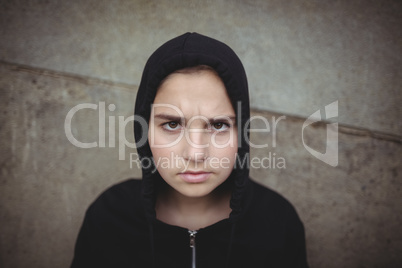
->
[71,33,309,268]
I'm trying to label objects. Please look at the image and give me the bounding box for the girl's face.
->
[148,70,238,198]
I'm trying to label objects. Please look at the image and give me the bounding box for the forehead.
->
[153,70,234,117]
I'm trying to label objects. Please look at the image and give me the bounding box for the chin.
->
[176,184,217,198]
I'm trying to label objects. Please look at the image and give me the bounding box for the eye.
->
[211,122,230,131]
[162,121,182,131]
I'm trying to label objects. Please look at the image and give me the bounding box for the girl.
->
[71,32,308,268]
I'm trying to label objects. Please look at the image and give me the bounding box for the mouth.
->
[179,171,212,183]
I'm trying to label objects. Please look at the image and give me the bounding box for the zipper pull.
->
[189,230,197,248]
[188,230,197,268]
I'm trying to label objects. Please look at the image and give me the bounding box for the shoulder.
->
[96,178,142,200]
[86,178,145,221]
[237,179,308,264]
[245,179,303,226]
[248,179,295,209]
[72,179,150,267]
[235,179,309,268]
[92,178,142,204]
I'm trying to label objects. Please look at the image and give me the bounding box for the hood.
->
[134,32,250,223]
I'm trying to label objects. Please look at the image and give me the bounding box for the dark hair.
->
[173,64,215,74]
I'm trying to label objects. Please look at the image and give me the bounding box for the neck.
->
[167,187,228,214]
[155,185,232,230]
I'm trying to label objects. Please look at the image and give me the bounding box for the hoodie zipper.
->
[188,230,197,268]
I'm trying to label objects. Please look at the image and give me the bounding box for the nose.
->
[182,128,209,162]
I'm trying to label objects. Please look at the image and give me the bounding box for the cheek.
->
[210,135,238,165]
[148,131,180,165]
[150,147,169,159]
[212,129,237,145]
[212,146,238,162]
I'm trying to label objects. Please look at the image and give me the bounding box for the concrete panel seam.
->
[2,60,400,144]
[251,109,402,144]
[0,60,137,92]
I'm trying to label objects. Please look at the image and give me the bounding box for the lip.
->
[179,171,211,183]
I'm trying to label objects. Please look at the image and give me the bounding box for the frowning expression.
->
[148,70,238,198]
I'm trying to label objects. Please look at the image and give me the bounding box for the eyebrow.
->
[153,113,236,123]
[153,114,184,122]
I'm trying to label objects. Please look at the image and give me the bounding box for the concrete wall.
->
[0,0,401,267]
